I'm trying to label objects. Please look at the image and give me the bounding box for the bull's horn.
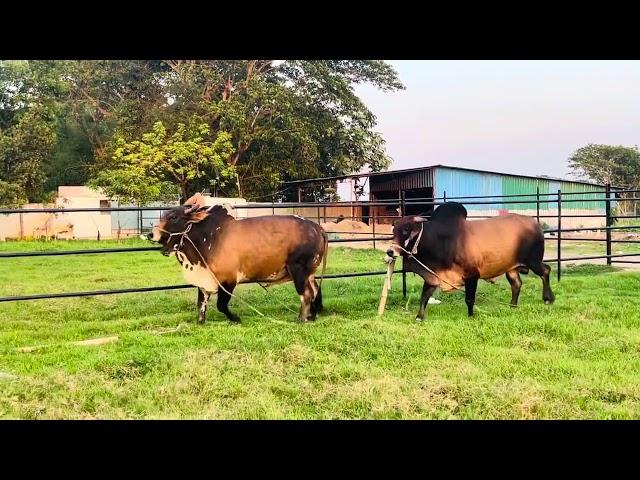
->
[413,216,429,223]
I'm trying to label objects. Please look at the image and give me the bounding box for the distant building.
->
[1,186,112,241]
[288,164,614,228]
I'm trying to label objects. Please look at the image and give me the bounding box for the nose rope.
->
[411,222,424,255]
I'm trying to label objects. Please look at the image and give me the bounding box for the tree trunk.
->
[236,173,242,198]
[180,182,189,203]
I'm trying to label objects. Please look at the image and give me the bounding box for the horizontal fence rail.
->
[0,270,404,303]
[2,184,639,304]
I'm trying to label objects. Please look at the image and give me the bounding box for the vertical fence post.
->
[443,191,447,202]
[372,206,376,249]
[557,189,562,282]
[317,206,320,225]
[606,183,612,266]
[19,212,24,240]
[401,190,407,299]
[536,186,540,224]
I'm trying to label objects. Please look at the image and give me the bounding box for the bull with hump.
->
[149,193,328,323]
[386,202,555,320]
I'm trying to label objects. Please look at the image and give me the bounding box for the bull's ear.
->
[183,192,206,214]
[188,210,209,223]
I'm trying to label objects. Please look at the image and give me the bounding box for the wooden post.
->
[19,212,24,240]
[378,260,395,316]
[297,186,302,203]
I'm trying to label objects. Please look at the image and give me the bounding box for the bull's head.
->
[148,193,209,256]
[386,216,428,260]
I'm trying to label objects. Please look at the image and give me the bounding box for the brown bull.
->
[149,194,328,323]
[387,202,555,320]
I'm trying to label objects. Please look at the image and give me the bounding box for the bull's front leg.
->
[416,282,437,322]
[464,277,479,317]
[197,288,211,324]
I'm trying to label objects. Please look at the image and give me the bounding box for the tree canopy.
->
[0,60,404,205]
[568,143,640,215]
[568,144,640,188]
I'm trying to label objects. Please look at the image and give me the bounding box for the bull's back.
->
[463,214,542,278]
[214,215,326,282]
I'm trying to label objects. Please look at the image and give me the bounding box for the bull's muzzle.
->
[147,226,163,243]
[385,248,397,263]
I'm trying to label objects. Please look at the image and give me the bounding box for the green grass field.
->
[1,240,640,419]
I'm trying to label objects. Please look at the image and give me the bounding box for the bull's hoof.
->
[544,300,553,305]
[228,315,241,323]
[415,316,424,322]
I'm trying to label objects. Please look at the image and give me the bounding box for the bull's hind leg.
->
[217,282,240,323]
[288,259,320,322]
[288,264,312,322]
[311,277,323,317]
[416,282,437,322]
[197,288,211,324]
[505,269,523,307]
[311,280,324,313]
[529,262,555,305]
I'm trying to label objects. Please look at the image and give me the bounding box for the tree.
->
[0,61,68,203]
[90,119,234,203]
[0,180,27,207]
[62,60,168,160]
[1,60,404,202]
[568,144,640,215]
[158,60,404,198]
[0,108,57,202]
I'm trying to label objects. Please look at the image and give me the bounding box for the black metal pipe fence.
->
[2,185,639,304]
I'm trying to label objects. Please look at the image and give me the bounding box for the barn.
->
[369,165,613,228]
[290,164,613,229]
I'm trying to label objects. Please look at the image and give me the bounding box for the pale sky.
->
[354,60,640,180]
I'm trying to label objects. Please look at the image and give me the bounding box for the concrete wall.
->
[0,186,112,241]
[56,187,112,239]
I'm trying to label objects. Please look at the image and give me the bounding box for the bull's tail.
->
[318,228,329,292]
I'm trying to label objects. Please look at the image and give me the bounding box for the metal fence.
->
[1,185,639,304]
